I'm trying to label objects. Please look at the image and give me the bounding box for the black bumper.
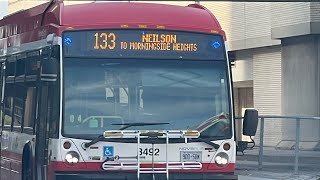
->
[55,172,238,180]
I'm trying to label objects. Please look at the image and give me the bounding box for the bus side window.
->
[48,46,60,138]
[13,96,24,130]
[48,82,59,138]
[23,87,37,133]
[3,94,13,130]
[11,54,28,132]
[3,57,15,131]
[0,62,3,130]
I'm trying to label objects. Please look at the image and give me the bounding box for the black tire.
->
[22,143,33,180]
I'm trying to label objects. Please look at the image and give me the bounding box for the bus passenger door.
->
[35,83,58,180]
[0,61,10,180]
[0,62,4,179]
[34,47,59,180]
[35,85,49,180]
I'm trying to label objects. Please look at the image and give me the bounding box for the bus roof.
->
[61,2,222,32]
[0,1,225,48]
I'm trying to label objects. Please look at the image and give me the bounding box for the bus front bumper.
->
[55,172,238,180]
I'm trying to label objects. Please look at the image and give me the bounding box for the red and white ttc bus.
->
[0,1,258,180]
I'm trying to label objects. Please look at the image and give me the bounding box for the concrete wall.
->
[271,2,320,38]
[280,35,320,150]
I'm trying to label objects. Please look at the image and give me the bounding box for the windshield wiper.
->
[113,122,170,130]
[196,137,220,149]
[84,135,105,148]
[188,112,229,149]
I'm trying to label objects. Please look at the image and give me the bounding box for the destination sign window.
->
[63,30,225,60]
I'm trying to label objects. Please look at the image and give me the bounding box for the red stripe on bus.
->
[1,150,235,173]
[1,150,22,161]
[51,161,235,173]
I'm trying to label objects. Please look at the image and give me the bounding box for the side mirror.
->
[41,57,58,82]
[243,109,258,136]
[228,52,235,66]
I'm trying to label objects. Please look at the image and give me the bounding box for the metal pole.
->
[258,117,264,170]
[294,118,300,174]
[137,132,140,180]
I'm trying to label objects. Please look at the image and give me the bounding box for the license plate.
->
[180,151,202,162]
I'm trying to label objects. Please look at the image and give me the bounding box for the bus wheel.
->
[22,144,33,180]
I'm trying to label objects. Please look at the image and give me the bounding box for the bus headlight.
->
[214,152,229,167]
[65,151,80,165]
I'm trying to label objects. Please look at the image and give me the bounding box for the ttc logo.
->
[103,146,114,157]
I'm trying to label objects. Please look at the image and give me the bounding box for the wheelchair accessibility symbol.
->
[103,146,114,157]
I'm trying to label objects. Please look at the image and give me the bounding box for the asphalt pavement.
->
[239,175,276,180]
[236,146,320,180]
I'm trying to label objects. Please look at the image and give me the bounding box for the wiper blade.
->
[193,112,228,133]
[113,122,170,130]
[196,137,220,149]
[84,135,105,148]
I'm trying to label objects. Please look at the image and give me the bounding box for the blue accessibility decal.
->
[103,146,114,157]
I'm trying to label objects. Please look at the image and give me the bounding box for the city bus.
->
[0,1,258,180]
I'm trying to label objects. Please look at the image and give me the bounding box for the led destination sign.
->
[63,30,225,60]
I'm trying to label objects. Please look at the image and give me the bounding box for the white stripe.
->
[58,37,63,140]
[40,78,57,81]
[41,74,58,77]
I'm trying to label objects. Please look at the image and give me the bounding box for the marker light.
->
[63,141,71,149]
[214,152,229,167]
[211,41,221,49]
[64,37,72,45]
[223,143,231,151]
[65,151,80,165]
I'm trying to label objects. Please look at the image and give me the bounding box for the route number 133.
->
[94,32,116,50]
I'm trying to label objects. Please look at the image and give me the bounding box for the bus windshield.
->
[63,58,231,139]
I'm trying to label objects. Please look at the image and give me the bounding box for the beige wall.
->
[253,46,282,146]
[270,2,320,38]
[232,46,282,146]
[8,0,47,14]
[232,50,253,82]
[0,0,8,19]
[7,0,97,15]
[203,2,281,51]
[311,2,320,22]
[271,2,311,29]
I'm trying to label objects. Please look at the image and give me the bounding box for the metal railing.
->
[237,115,320,174]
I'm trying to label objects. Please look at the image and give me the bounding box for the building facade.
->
[1,1,320,149]
[204,2,320,149]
